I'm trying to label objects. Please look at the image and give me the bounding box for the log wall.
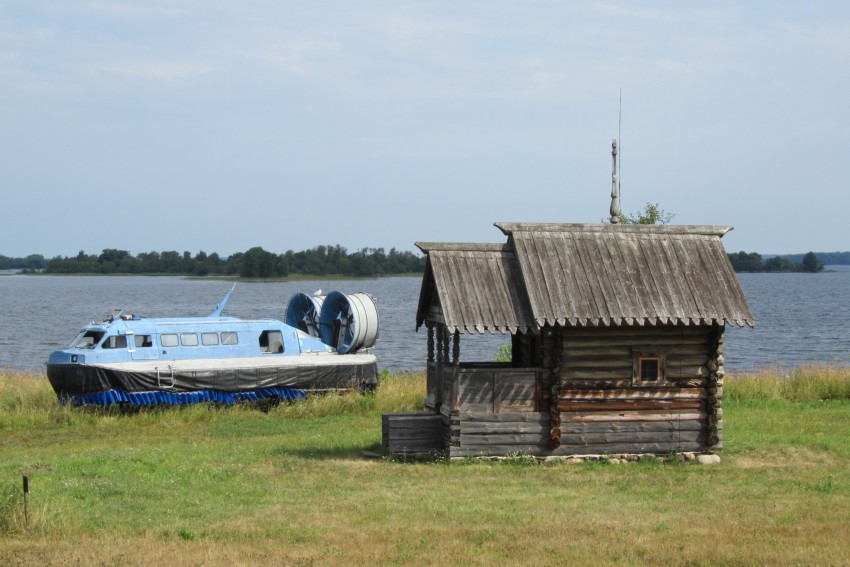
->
[554,324,724,455]
[448,412,549,457]
[420,324,725,458]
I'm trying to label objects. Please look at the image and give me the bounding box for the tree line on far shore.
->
[1,245,425,278]
[727,251,825,273]
[1,247,840,277]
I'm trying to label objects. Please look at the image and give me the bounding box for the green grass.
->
[725,364,850,402]
[2,367,850,565]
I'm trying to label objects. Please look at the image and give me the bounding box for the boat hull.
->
[47,353,378,406]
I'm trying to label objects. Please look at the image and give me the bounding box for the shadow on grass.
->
[274,441,387,461]
[277,443,448,463]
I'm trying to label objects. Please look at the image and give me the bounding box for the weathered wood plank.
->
[500,400,536,412]
[499,376,537,411]
[382,419,444,427]
[563,346,632,357]
[382,412,445,420]
[559,400,704,411]
[562,378,710,389]
[559,430,704,445]
[562,379,634,390]
[564,336,709,347]
[563,369,634,380]
[563,359,633,370]
[565,350,710,362]
[562,410,707,423]
[561,420,705,434]
[385,428,445,440]
[560,388,707,401]
[460,433,549,445]
[461,422,549,434]
[457,412,549,423]
[459,402,496,413]
[666,366,707,379]
[383,412,446,454]
[562,326,713,339]
[667,354,712,365]
[458,372,495,412]
[665,378,707,388]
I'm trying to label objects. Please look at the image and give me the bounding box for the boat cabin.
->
[51,315,333,367]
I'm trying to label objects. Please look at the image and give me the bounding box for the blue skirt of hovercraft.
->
[61,387,308,407]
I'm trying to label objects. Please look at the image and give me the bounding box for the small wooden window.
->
[632,349,667,385]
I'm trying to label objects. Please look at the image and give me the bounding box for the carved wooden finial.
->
[609,139,620,224]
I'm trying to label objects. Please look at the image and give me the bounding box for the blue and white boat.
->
[46,287,379,406]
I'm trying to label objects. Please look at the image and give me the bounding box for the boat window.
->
[221,332,238,345]
[134,335,153,348]
[181,333,199,347]
[259,330,284,353]
[161,334,179,347]
[102,335,128,349]
[202,332,219,346]
[73,331,105,349]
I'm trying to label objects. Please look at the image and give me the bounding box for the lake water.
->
[1,270,848,373]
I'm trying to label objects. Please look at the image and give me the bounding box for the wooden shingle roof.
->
[416,223,754,334]
[415,242,536,334]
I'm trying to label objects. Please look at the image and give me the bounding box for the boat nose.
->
[47,351,85,365]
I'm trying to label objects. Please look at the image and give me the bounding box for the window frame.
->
[73,330,105,349]
[631,348,668,386]
[220,332,238,345]
[102,335,128,349]
[259,330,284,354]
[202,332,219,346]
[180,333,199,347]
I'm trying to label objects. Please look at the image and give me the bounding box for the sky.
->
[1,1,848,258]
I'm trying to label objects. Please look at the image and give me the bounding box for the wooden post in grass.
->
[23,475,29,532]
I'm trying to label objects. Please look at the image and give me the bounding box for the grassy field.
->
[2,368,849,566]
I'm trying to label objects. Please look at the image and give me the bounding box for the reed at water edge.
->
[723,364,850,402]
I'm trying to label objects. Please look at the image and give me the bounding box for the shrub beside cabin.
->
[383,222,754,458]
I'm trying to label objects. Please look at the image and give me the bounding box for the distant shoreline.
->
[7,271,423,281]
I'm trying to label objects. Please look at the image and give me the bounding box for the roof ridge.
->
[415,242,512,253]
[494,222,733,238]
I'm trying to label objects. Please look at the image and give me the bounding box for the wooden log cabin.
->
[383,222,754,458]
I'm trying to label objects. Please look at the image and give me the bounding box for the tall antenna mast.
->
[609,89,622,224]
[618,88,622,207]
